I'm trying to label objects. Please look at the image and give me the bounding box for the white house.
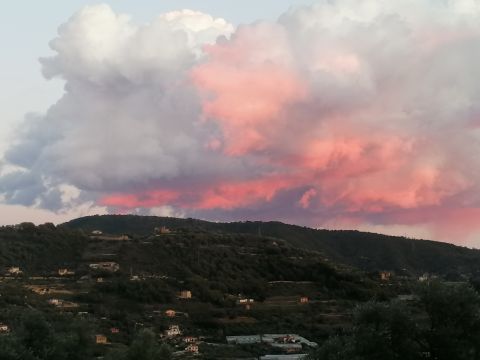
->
[0,324,10,333]
[166,325,182,337]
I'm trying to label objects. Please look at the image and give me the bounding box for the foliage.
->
[0,310,93,360]
[105,329,172,360]
[311,281,480,360]
[63,215,480,277]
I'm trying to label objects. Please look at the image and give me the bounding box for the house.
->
[30,287,49,295]
[183,336,198,343]
[89,262,120,272]
[237,298,255,305]
[299,296,309,304]
[0,324,10,333]
[48,298,61,306]
[178,290,192,299]
[95,335,108,344]
[110,327,120,334]
[419,273,430,282]
[379,271,393,281]
[48,299,79,309]
[154,226,172,235]
[165,325,182,337]
[58,268,75,276]
[7,267,22,275]
[165,309,176,317]
[185,343,199,354]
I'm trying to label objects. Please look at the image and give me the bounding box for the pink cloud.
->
[192,24,307,155]
[13,3,480,245]
[298,188,317,209]
[100,190,180,209]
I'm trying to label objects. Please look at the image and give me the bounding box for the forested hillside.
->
[64,215,480,277]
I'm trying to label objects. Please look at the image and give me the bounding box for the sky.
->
[2,0,480,247]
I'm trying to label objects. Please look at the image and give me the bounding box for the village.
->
[0,223,452,359]
[0,227,334,359]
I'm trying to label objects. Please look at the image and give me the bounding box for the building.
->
[58,268,75,276]
[184,336,198,343]
[185,344,199,354]
[271,343,303,353]
[0,324,10,333]
[237,298,255,305]
[7,267,22,275]
[379,271,393,281]
[166,325,182,337]
[48,299,61,306]
[299,297,309,304]
[165,309,176,318]
[89,262,120,272]
[110,327,120,334]
[226,335,262,345]
[178,290,192,299]
[263,334,318,348]
[95,335,108,344]
[154,226,172,235]
[419,273,430,282]
[30,287,49,295]
[47,299,78,309]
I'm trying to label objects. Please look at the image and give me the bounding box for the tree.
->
[308,336,355,360]
[310,301,420,360]
[106,330,172,360]
[0,334,24,360]
[418,281,480,360]
[17,311,56,359]
[352,301,421,360]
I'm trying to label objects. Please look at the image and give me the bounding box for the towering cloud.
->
[3,1,480,245]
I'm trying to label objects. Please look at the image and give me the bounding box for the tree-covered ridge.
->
[64,215,480,277]
[310,281,480,360]
[1,219,480,359]
[0,223,87,272]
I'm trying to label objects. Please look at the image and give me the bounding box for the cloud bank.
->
[3,1,480,244]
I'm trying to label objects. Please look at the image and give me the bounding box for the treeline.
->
[310,281,480,360]
[0,309,172,360]
[116,233,368,304]
[63,215,480,278]
[0,223,87,273]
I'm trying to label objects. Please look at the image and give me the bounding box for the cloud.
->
[3,1,480,244]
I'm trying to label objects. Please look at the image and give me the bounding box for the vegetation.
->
[64,215,480,277]
[309,281,480,360]
[1,216,480,359]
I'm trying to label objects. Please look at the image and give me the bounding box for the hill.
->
[0,220,382,359]
[63,215,480,277]
[1,216,480,359]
